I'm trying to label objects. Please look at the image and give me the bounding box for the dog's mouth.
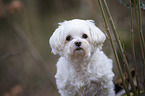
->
[75,47,83,51]
[72,47,85,58]
[74,47,85,55]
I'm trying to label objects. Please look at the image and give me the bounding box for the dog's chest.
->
[66,63,98,87]
[70,70,89,87]
[55,58,112,96]
[64,70,106,96]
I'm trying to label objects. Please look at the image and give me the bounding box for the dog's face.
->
[49,19,106,61]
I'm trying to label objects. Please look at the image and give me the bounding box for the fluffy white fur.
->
[49,19,115,96]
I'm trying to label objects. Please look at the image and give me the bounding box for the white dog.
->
[49,19,115,96]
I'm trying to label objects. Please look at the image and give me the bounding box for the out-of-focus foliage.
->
[141,1,145,10]
[119,0,145,10]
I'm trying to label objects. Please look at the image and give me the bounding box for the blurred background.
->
[0,0,145,96]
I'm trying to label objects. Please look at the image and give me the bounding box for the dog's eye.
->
[66,35,72,41]
[82,34,88,39]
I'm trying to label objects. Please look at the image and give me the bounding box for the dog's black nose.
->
[75,41,81,47]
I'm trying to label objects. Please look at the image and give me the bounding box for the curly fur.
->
[49,19,115,96]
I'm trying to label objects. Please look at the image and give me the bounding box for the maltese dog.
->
[49,19,115,96]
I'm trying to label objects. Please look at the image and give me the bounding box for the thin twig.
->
[138,0,145,53]
[130,0,140,95]
[98,0,130,95]
[134,0,139,27]
[102,0,138,95]
[137,0,145,91]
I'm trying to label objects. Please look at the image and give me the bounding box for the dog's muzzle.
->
[73,41,85,54]
[74,41,83,51]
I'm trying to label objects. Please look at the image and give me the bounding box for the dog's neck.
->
[66,49,100,73]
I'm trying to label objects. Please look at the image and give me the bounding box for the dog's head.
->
[49,19,106,61]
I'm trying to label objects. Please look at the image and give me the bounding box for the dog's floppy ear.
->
[49,26,64,55]
[86,20,106,45]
